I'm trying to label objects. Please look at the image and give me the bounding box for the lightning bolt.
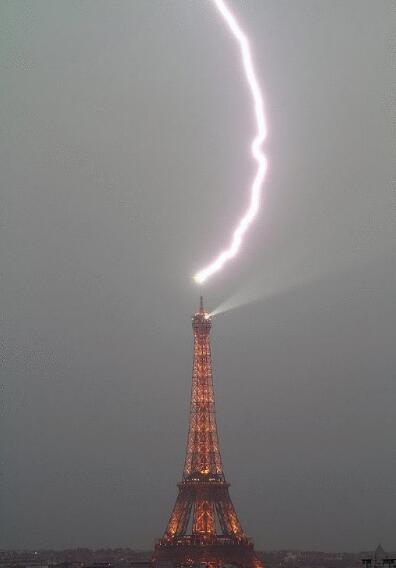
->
[193,0,268,285]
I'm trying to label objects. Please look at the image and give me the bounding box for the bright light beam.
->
[193,0,268,285]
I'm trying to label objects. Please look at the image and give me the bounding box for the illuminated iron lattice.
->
[153,297,264,568]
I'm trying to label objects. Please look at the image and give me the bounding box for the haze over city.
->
[1,0,395,554]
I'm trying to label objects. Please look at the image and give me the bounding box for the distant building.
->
[362,545,396,568]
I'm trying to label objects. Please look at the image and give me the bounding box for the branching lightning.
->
[193,0,268,285]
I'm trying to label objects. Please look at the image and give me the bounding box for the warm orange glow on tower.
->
[184,296,222,480]
[153,297,264,568]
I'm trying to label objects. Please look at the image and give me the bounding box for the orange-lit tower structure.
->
[153,297,263,568]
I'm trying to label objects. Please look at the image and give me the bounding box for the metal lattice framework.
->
[153,298,264,568]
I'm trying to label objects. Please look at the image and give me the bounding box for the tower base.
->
[153,537,264,568]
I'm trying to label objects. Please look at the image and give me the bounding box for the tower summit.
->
[153,298,264,568]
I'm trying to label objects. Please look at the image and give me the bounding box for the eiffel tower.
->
[153,297,264,568]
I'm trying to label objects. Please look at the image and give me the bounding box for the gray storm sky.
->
[1,0,395,552]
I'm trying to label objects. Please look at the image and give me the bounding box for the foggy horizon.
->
[1,0,395,554]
